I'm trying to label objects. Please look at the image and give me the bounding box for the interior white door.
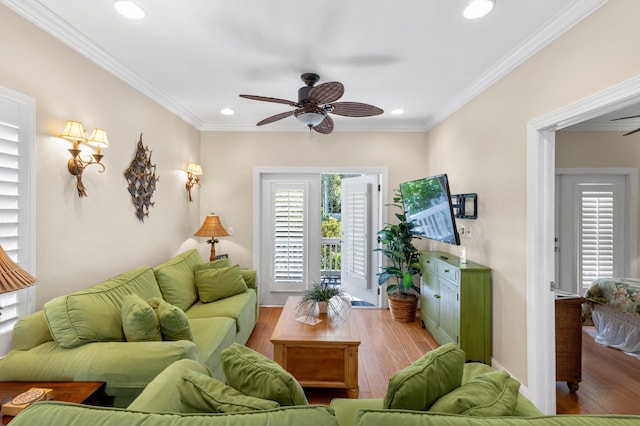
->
[341,175,380,305]
[259,173,321,305]
[556,173,627,295]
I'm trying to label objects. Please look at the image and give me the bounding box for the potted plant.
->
[297,280,350,318]
[375,191,422,322]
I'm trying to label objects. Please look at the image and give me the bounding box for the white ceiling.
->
[3,0,611,132]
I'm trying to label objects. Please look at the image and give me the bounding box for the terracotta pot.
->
[388,293,418,322]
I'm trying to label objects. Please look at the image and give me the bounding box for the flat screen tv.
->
[399,174,461,245]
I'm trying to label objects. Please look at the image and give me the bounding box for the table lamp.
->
[194,214,230,261]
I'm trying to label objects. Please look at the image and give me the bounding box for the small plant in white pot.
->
[297,280,350,318]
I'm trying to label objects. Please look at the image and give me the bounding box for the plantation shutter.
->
[272,184,306,286]
[0,89,36,355]
[342,183,368,288]
[579,191,614,290]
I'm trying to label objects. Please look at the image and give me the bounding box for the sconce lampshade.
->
[0,245,37,293]
[194,215,229,238]
[185,162,203,175]
[60,120,87,141]
[87,128,110,148]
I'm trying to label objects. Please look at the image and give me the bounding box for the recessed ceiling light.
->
[114,1,146,20]
[463,0,495,20]
[220,108,235,116]
[391,109,405,115]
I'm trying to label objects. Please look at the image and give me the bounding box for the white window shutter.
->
[272,186,306,286]
[580,191,614,289]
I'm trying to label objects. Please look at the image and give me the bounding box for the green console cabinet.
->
[420,251,492,363]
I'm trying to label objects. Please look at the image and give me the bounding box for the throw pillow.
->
[147,297,194,341]
[429,370,521,416]
[195,265,248,303]
[221,343,308,406]
[383,343,465,411]
[194,258,231,272]
[178,370,280,413]
[121,294,162,342]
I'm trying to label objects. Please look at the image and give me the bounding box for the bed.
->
[584,278,640,359]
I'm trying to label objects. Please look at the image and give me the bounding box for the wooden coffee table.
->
[271,296,361,398]
[0,381,106,424]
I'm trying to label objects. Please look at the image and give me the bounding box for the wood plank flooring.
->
[247,307,640,412]
[555,326,640,415]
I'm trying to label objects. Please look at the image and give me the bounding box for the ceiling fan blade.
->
[611,114,640,121]
[239,94,298,107]
[313,115,334,134]
[331,102,384,117]
[308,82,344,104]
[256,111,294,126]
[622,126,640,136]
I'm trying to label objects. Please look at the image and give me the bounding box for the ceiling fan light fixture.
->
[464,0,495,20]
[294,111,326,127]
[114,1,146,20]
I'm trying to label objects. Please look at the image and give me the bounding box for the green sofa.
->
[0,249,258,407]
[9,355,640,425]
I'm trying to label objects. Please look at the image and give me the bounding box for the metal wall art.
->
[124,134,159,222]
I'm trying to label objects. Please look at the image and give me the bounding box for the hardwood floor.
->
[556,326,640,415]
[248,307,640,412]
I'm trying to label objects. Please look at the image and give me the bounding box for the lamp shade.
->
[194,215,229,238]
[0,245,37,293]
[87,128,110,148]
[60,120,87,141]
[185,162,203,175]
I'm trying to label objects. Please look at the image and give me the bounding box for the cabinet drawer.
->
[436,261,459,282]
[420,256,436,273]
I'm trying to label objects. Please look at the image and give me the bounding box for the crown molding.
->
[423,0,609,131]
[0,0,205,130]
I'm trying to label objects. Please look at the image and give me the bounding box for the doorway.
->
[527,75,640,414]
[254,167,386,306]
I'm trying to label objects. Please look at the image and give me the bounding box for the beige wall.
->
[199,131,429,268]
[557,130,640,271]
[422,0,640,384]
[0,5,201,308]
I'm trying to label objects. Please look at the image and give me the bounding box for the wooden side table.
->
[0,381,107,424]
[555,294,586,392]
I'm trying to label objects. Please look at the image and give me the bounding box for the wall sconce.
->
[184,162,203,202]
[194,214,229,261]
[59,120,110,197]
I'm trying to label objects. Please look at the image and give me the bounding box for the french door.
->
[555,170,636,295]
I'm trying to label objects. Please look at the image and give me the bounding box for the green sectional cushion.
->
[179,370,280,413]
[153,249,203,311]
[429,370,520,416]
[383,343,465,411]
[195,265,248,303]
[221,343,308,406]
[241,270,257,290]
[121,294,162,342]
[11,402,340,426]
[43,267,162,348]
[353,411,640,426]
[147,297,194,341]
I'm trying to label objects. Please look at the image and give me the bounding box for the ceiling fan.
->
[611,114,640,136]
[239,73,383,134]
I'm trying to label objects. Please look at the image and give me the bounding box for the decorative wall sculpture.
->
[124,134,159,222]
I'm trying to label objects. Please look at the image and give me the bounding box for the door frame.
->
[527,75,640,414]
[253,166,388,305]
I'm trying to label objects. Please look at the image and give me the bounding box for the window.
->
[0,87,36,356]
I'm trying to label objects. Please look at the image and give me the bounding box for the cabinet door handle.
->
[444,269,450,273]
[434,294,441,299]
